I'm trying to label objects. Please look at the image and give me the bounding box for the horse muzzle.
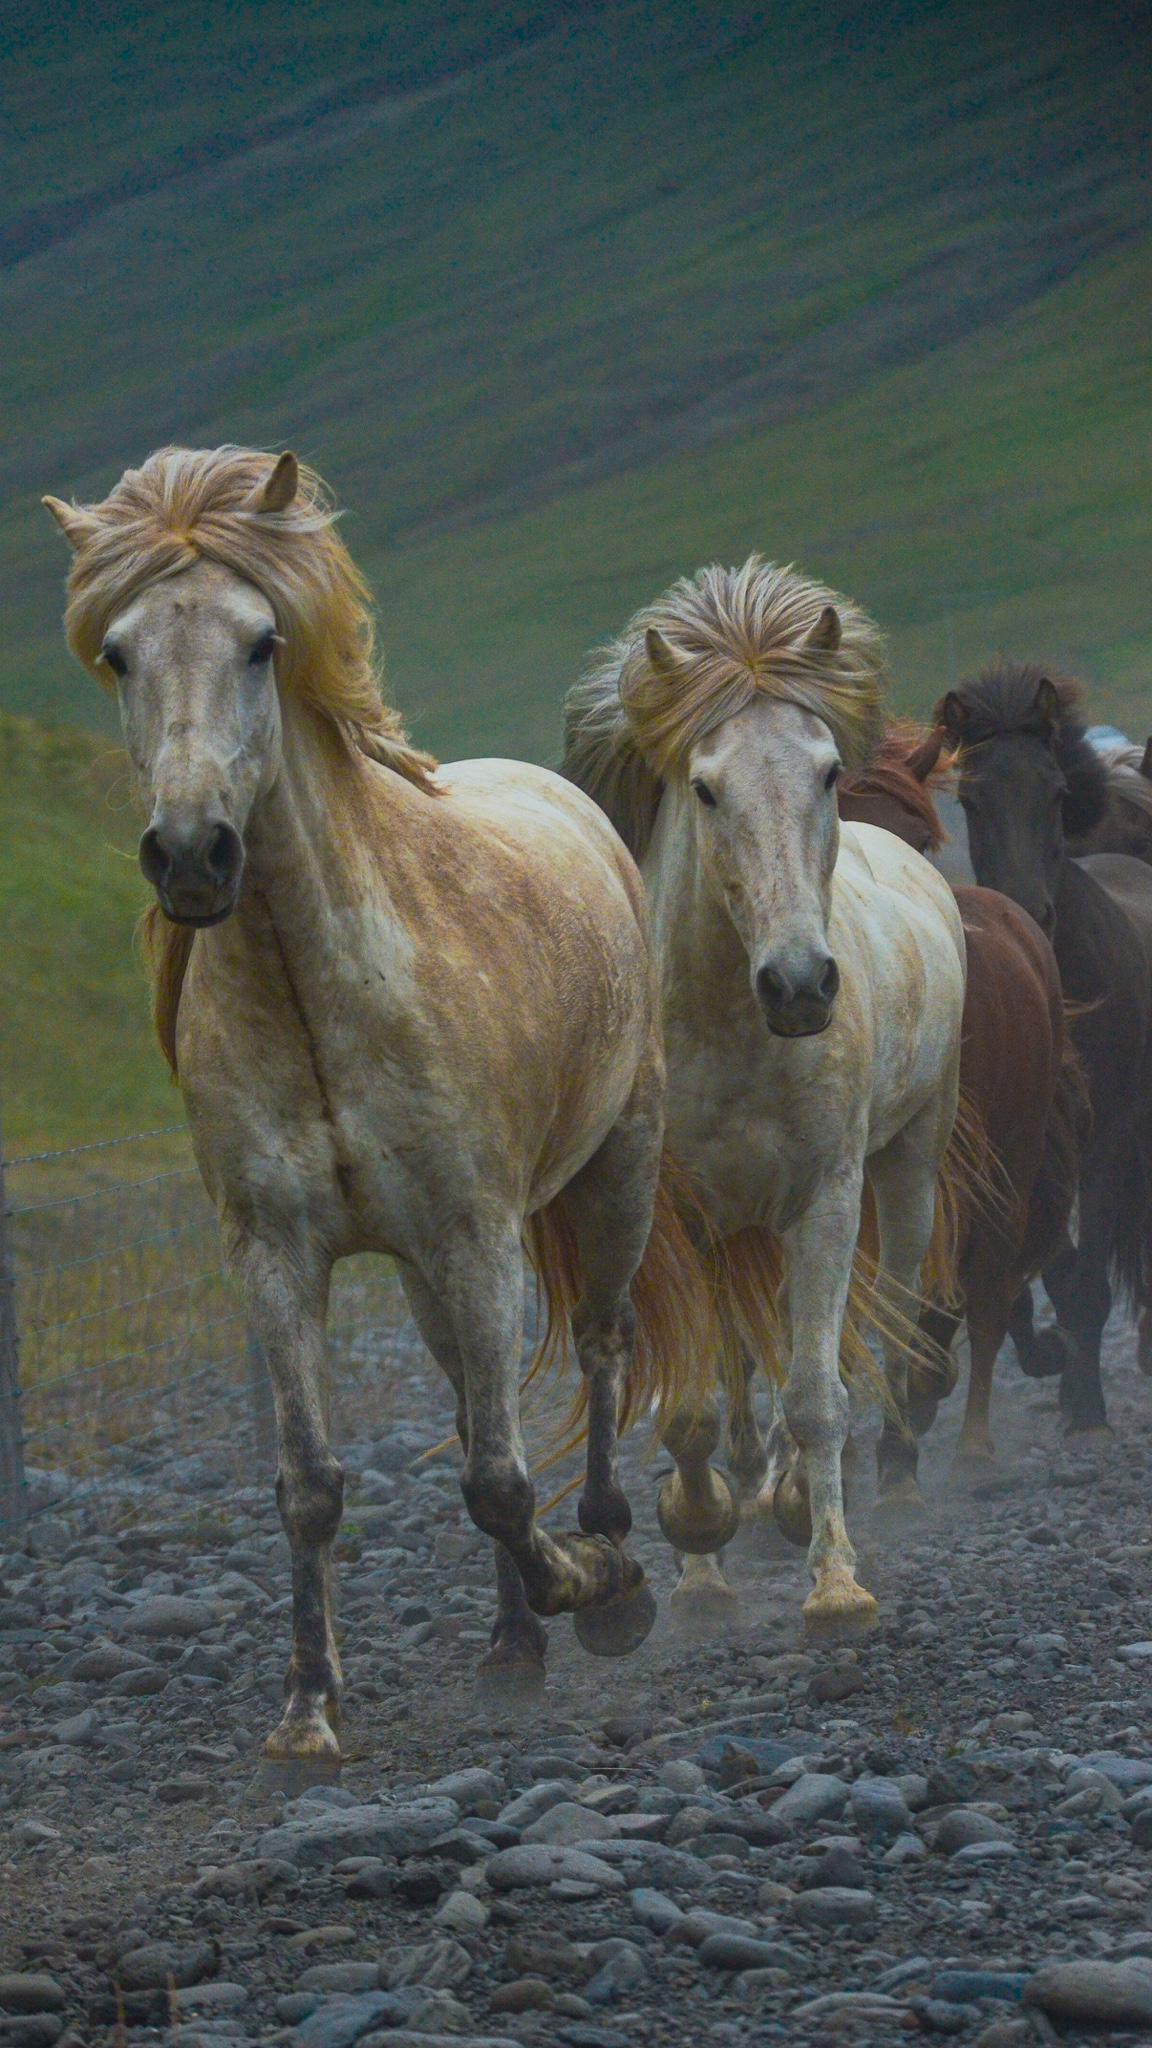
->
[139,818,245,927]
[754,951,840,1038]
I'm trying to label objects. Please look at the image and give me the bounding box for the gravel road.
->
[3,1299,1152,2048]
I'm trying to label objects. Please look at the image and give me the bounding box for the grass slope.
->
[1,0,1150,1142]
[0,716,172,1151]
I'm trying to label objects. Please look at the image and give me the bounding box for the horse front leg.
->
[779,1180,876,1628]
[399,1264,549,1677]
[234,1234,343,1761]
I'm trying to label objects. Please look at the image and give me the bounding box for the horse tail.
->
[138,905,195,1078]
[523,1150,725,1459]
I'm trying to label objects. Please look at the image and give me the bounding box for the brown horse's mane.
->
[838,719,955,849]
[54,445,441,1076]
[937,661,1109,839]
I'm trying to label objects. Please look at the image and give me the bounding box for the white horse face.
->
[102,559,282,925]
[687,696,842,1036]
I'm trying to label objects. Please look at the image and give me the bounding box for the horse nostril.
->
[205,821,243,887]
[817,956,840,1004]
[138,826,173,891]
[756,963,790,1011]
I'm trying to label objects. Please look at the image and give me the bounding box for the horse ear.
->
[645,627,682,675]
[1140,736,1152,782]
[42,495,101,549]
[249,451,298,514]
[936,691,965,743]
[806,605,841,652]
[905,725,946,783]
[1032,676,1059,725]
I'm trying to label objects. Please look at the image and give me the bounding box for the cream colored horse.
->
[563,561,968,1626]
[44,445,708,1760]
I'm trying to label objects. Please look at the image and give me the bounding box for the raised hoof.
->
[656,1469,740,1556]
[264,1703,342,1765]
[1019,1327,1076,1379]
[573,1575,658,1657]
[772,1468,812,1549]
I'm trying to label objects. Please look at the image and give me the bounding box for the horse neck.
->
[240,696,410,984]
[643,788,758,1033]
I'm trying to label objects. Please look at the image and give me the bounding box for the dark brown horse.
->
[839,726,1084,1461]
[938,666,1152,1431]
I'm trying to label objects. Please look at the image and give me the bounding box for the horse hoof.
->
[772,1469,812,1549]
[1062,1420,1114,1446]
[670,1576,739,1621]
[476,1641,548,1686]
[656,1470,740,1555]
[952,1441,996,1478]
[573,1577,657,1657]
[264,1707,342,1765]
[802,1569,878,1635]
[1019,1328,1075,1379]
[874,1474,926,1519]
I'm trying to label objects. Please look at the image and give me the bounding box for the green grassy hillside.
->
[1,0,1150,1142]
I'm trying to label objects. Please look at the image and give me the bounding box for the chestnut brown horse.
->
[838,726,1085,1461]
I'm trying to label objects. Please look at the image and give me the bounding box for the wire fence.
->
[0,1120,409,1537]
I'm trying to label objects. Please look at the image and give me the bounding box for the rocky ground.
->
[3,1304,1152,2048]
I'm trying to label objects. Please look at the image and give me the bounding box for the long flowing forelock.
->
[59,445,438,792]
[564,557,888,859]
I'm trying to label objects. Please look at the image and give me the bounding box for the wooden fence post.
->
[0,1118,27,1535]
[246,1329,275,1473]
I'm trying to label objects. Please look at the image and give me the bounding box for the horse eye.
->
[824,763,840,791]
[101,643,127,678]
[691,779,717,809]
[248,631,277,667]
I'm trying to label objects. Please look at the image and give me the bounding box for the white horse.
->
[43,445,722,1758]
[563,560,969,1626]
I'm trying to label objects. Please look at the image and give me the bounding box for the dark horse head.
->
[935,664,1108,937]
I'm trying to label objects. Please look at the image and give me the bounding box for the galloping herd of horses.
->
[42,446,1152,1765]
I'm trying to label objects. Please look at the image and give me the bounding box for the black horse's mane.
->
[938,661,1108,838]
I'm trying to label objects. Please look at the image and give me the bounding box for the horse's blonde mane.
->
[57,444,439,790]
[56,445,440,1078]
[564,556,889,859]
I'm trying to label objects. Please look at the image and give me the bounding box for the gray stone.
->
[629,1888,683,1934]
[1025,1961,1152,2026]
[951,1838,1019,1864]
[69,1642,153,1682]
[770,1772,850,1829]
[170,1983,248,2013]
[485,1844,625,1892]
[289,1991,398,2048]
[698,1934,800,1972]
[0,2020,62,2048]
[503,1931,584,1980]
[522,1802,615,1846]
[117,1596,220,1638]
[850,1775,911,1842]
[425,1766,502,1812]
[52,1709,101,1748]
[667,1911,759,1949]
[258,1798,460,1868]
[0,1978,65,2015]
[118,1942,219,1991]
[295,1964,380,1995]
[379,1938,472,1992]
[883,1831,927,1865]
[933,1807,1012,1854]
[1017,1633,1068,1658]
[433,1890,489,1934]
[790,1887,875,1929]
[658,1760,706,1794]
[497,1780,574,1830]
[1082,1753,1152,1791]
